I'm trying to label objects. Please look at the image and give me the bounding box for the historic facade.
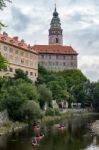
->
[33,5,78,71]
[0,32,38,81]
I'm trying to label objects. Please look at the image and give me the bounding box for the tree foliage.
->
[0,53,8,70]
[14,69,32,83]
[37,65,89,106]
[38,84,52,109]
[0,0,11,10]
[0,71,39,121]
[92,82,99,112]
[20,101,42,122]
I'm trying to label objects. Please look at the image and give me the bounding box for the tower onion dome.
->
[50,5,61,28]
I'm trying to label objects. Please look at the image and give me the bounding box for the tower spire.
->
[55,2,56,12]
[48,3,63,45]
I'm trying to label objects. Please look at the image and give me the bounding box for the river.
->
[0,115,99,150]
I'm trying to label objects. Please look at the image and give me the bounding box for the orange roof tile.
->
[0,33,37,54]
[33,45,78,55]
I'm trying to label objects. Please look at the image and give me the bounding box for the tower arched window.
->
[56,38,59,43]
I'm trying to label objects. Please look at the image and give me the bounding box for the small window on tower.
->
[56,38,59,43]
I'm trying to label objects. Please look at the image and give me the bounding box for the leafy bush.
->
[54,108,61,116]
[45,108,54,116]
[45,108,61,116]
[20,101,42,122]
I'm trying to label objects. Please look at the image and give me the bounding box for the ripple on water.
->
[84,145,99,150]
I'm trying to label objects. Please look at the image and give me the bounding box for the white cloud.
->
[79,56,99,81]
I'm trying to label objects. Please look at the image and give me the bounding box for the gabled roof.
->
[33,45,78,55]
[0,33,37,54]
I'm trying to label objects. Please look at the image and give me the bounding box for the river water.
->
[0,115,99,150]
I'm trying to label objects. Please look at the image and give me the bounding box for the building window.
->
[21,59,24,64]
[56,62,58,66]
[63,55,65,60]
[49,55,51,59]
[35,73,36,77]
[9,68,13,72]
[26,71,28,75]
[21,51,24,56]
[41,55,44,59]
[30,54,33,59]
[56,38,59,43]
[15,50,18,54]
[30,62,33,67]
[71,55,73,60]
[25,60,29,66]
[56,55,59,59]
[9,48,13,53]
[4,46,7,51]
[63,62,65,66]
[71,62,73,67]
[30,72,33,76]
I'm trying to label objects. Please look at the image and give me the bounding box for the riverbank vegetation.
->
[0,121,27,136]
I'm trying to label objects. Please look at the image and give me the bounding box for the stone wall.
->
[0,110,9,127]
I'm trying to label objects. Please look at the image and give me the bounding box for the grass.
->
[41,111,98,123]
[0,121,27,136]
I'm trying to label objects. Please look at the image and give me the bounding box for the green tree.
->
[0,78,39,120]
[14,79,38,101]
[0,53,8,70]
[38,84,52,109]
[92,81,99,112]
[48,80,69,102]
[0,0,11,10]
[1,86,26,120]
[20,101,42,122]
[14,69,32,83]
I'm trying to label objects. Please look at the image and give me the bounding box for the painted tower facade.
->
[49,5,63,45]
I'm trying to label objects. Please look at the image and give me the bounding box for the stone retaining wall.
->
[0,110,9,126]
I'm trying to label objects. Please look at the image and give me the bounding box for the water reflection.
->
[0,115,99,150]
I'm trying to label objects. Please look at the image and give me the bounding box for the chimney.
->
[19,39,25,46]
[13,36,18,41]
[3,32,8,37]
[21,39,25,44]
[28,44,31,49]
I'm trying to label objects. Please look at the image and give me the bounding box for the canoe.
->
[35,135,44,141]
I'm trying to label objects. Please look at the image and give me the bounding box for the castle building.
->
[33,5,78,71]
[0,32,38,81]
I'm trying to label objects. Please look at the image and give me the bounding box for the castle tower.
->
[49,4,63,45]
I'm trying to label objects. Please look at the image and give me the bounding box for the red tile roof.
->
[0,33,37,54]
[33,45,78,55]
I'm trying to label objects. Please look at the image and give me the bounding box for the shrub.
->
[20,101,42,122]
[45,108,54,116]
[54,108,61,116]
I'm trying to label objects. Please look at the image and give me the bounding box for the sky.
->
[0,0,99,81]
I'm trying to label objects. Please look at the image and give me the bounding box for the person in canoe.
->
[32,138,39,147]
[58,124,65,130]
[35,133,44,141]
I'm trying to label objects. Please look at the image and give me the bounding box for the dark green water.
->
[0,115,99,150]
